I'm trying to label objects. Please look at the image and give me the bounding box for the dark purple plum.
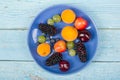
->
[78,30,91,42]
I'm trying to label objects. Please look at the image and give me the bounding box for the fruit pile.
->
[37,9,91,72]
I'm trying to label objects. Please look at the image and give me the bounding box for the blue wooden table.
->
[0,0,120,80]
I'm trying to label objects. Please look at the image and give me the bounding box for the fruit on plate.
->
[37,43,51,57]
[47,19,54,25]
[67,41,74,49]
[38,35,46,43]
[50,38,56,47]
[59,60,70,72]
[74,17,88,30]
[55,38,60,42]
[54,40,66,52]
[37,8,92,72]
[61,9,76,24]
[46,52,62,66]
[39,23,56,36]
[50,38,56,44]
[50,38,60,43]
[61,26,78,41]
[78,29,91,42]
[46,36,50,40]
[69,49,76,56]
[75,41,87,62]
[53,14,61,23]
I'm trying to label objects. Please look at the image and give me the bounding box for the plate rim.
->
[27,4,99,75]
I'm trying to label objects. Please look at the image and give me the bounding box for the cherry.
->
[78,30,91,42]
[59,60,70,72]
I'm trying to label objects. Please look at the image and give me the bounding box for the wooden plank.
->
[0,0,120,29]
[88,12,120,28]
[42,0,120,12]
[0,30,33,60]
[0,30,120,61]
[95,29,120,61]
[0,11,120,29]
[0,61,119,80]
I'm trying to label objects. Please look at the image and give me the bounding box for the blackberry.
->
[39,23,49,34]
[75,41,87,62]
[78,53,87,62]
[45,52,62,66]
[39,23,57,36]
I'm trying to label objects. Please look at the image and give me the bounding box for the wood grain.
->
[0,61,120,80]
[0,0,120,29]
[0,0,120,79]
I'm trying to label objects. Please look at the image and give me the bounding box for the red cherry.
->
[74,17,88,30]
[59,60,70,72]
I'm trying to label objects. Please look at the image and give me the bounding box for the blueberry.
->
[37,42,41,45]
[46,36,50,40]
[42,33,45,35]
[55,38,60,42]
[50,39,56,43]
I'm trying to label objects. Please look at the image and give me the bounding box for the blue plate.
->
[28,5,98,74]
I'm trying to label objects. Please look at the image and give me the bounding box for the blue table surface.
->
[0,0,120,80]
